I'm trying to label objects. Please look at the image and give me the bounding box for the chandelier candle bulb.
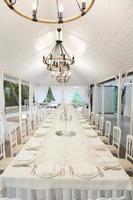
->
[59,5,64,19]
[32,0,37,19]
[82,0,86,11]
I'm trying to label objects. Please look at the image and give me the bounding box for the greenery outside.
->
[45,86,55,103]
[4,80,19,107]
[72,91,85,106]
[4,81,29,107]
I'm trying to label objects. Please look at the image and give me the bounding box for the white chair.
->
[99,121,111,144]
[91,113,100,129]
[107,126,121,157]
[0,138,13,172]
[119,135,133,170]
[21,120,30,144]
[9,129,23,157]
[96,116,104,136]
[88,112,94,125]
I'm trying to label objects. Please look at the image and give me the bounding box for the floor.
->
[104,114,130,158]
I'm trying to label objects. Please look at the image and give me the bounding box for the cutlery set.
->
[31,164,37,175]
[96,166,104,178]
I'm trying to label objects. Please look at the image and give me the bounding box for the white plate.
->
[72,164,98,179]
[74,171,98,179]
[36,164,61,178]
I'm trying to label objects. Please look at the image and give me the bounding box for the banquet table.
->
[1,107,132,200]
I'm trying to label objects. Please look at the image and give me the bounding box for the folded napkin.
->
[12,160,34,167]
[100,156,118,163]
[85,130,98,138]
[34,129,47,137]
[16,154,33,161]
[36,163,60,178]
[95,144,107,151]
[12,154,34,167]
[34,133,46,137]
[78,117,84,120]
[48,116,54,119]
[25,143,41,151]
[45,119,53,123]
[73,164,98,178]
[79,119,87,124]
[82,124,91,129]
[100,157,121,169]
[42,123,50,128]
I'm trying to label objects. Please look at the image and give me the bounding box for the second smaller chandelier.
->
[43,28,75,73]
[53,71,71,84]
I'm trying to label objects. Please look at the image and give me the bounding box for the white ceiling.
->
[0,0,133,86]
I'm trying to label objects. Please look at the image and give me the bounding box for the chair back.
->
[0,137,5,159]
[21,121,27,144]
[126,135,133,162]
[9,129,17,156]
[90,112,94,122]
[95,114,100,126]
[99,116,104,131]
[105,121,111,143]
[113,126,121,157]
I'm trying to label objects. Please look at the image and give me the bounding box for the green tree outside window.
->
[45,86,55,103]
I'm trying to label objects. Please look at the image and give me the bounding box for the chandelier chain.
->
[75,0,82,12]
[56,0,60,20]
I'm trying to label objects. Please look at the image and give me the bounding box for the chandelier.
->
[3,0,95,24]
[53,71,71,84]
[43,28,75,72]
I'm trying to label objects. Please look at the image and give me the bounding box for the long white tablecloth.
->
[1,108,133,200]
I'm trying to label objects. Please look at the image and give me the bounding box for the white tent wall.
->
[34,86,89,104]
[104,87,115,114]
[97,86,114,114]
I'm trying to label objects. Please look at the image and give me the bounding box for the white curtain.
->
[124,85,131,117]
[104,86,115,114]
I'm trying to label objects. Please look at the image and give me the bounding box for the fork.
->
[31,164,37,175]
[96,166,104,177]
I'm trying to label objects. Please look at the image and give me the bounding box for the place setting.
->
[33,128,49,137]
[84,129,98,138]
[12,153,35,168]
